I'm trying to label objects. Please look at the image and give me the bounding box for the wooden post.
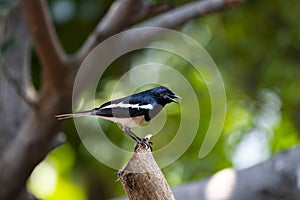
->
[118,144,175,200]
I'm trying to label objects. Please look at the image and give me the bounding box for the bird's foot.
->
[134,134,153,152]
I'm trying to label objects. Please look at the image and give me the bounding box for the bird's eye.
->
[161,88,167,93]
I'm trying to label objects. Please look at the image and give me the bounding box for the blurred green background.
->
[21,0,300,199]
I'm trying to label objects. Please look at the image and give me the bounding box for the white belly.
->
[100,115,146,128]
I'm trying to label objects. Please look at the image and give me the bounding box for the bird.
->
[55,86,181,150]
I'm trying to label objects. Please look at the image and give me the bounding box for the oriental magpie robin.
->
[56,86,180,149]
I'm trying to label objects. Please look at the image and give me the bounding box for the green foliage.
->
[271,113,299,152]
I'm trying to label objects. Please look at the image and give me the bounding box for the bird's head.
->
[151,86,181,105]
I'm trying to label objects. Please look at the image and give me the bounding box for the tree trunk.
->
[0,6,31,154]
[0,5,36,200]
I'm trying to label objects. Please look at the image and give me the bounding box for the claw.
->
[121,126,153,152]
[134,137,153,152]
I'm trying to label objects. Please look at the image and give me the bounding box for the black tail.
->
[55,110,94,120]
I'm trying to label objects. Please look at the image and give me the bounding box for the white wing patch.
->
[101,102,153,110]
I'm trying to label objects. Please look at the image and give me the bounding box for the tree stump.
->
[118,144,175,200]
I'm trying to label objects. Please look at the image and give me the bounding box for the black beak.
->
[167,94,181,103]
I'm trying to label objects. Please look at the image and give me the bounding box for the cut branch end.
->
[118,145,175,200]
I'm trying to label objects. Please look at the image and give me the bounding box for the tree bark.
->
[0,5,30,155]
[118,144,175,200]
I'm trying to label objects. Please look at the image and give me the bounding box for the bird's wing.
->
[94,96,156,118]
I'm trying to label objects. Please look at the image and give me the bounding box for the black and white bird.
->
[55,86,180,149]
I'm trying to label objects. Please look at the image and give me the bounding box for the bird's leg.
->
[121,126,152,151]
[121,126,142,143]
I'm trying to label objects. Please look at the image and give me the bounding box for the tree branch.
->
[138,0,244,28]
[77,0,140,59]
[20,0,69,84]
[77,0,244,63]
[118,144,175,200]
[0,57,36,108]
[127,2,174,26]
[172,145,300,200]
